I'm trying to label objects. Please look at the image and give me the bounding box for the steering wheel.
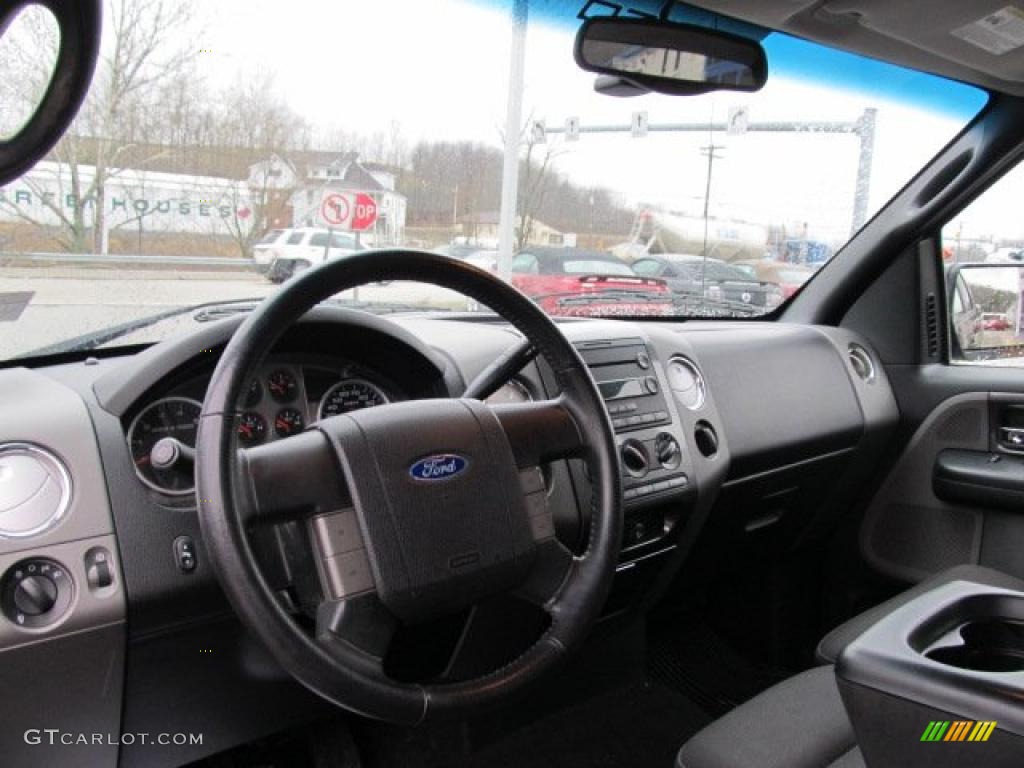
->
[196,250,621,725]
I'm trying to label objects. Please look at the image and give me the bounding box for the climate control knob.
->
[620,439,649,478]
[655,433,682,470]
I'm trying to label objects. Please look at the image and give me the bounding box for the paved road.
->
[0,267,473,360]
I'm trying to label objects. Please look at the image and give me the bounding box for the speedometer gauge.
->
[127,397,201,495]
[319,379,389,419]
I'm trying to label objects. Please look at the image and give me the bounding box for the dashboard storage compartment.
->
[836,581,1024,768]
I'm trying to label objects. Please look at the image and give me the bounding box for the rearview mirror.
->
[574,17,767,97]
[948,264,1024,363]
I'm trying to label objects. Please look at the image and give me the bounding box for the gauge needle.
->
[240,425,252,437]
[275,419,287,431]
[135,456,150,466]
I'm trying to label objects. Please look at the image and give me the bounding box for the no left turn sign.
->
[320,193,350,227]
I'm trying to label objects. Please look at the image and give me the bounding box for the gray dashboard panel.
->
[0,368,118,552]
[0,367,124,768]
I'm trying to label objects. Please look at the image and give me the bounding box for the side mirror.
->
[947,263,1024,362]
[574,17,767,97]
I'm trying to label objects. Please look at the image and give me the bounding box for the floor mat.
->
[443,681,710,768]
[648,620,788,718]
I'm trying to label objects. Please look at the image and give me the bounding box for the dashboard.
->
[0,307,900,767]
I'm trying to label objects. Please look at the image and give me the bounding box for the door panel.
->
[860,384,1024,584]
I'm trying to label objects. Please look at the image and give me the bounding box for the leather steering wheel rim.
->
[196,250,621,725]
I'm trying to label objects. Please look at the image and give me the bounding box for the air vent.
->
[924,292,940,359]
[847,344,876,384]
[0,443,71,539]
[666,356,706,410]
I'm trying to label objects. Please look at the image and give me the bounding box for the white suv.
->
[252,227,366,283]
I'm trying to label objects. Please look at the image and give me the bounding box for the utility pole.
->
[497,0,528,280]
[699,144,725,256]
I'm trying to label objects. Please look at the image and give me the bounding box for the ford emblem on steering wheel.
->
[409,454,469,481]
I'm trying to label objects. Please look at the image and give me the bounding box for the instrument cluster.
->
[127,361,395,496]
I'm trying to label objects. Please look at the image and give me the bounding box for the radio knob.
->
[644,376,659,394]
[621,440,649,478]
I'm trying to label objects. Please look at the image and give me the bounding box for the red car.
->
[983,313,1012,331]
[510,247,673,317]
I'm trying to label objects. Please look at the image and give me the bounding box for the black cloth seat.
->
[675,665,862,768]
[678,565,1024,768]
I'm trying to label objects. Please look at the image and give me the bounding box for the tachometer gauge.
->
[128,397,202,495]
[267,369,297,403]
[237,412,267,446]
[319,379,389,419]
[273,408,304,438]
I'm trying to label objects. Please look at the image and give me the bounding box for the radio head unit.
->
[576,338,671,433]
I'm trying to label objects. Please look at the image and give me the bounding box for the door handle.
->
[998,427,1024,451]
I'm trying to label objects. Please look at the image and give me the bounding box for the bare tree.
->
[209,69,311,257]
[515,120,565,251]
[0,0,197,252]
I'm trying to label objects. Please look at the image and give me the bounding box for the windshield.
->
[0,0,987,360]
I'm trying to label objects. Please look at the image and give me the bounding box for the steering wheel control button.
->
[0,443,72,539]
[2,558,73,628]
[518,467,545,496]
[173,536,197,573]
[311,509,364,557]
[84,547,115,592]
[322,548,374,599]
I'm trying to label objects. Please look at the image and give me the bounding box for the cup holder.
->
[925,619,1024,672]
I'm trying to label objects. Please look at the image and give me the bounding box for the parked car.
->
[984,247,1024,263]
[253,227,366,283]
[732,259,817,298]
[631,253,784,313]
[511,246,673,316]
[948,269,983,352]
[982,312,1012,331]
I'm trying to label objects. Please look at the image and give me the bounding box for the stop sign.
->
[351,193,378,231]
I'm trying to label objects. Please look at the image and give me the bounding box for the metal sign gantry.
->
[538,107,878,236]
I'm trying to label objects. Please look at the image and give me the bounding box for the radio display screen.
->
[598,378,646,401]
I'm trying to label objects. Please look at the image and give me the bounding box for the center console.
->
[837,579,1024,767]
[574,337,694,554]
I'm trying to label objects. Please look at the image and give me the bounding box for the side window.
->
[309,232,329,248]
[286,232,305,245]
[512,253,539,274]
[330,232,355,249]
[942,161,1024,364]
